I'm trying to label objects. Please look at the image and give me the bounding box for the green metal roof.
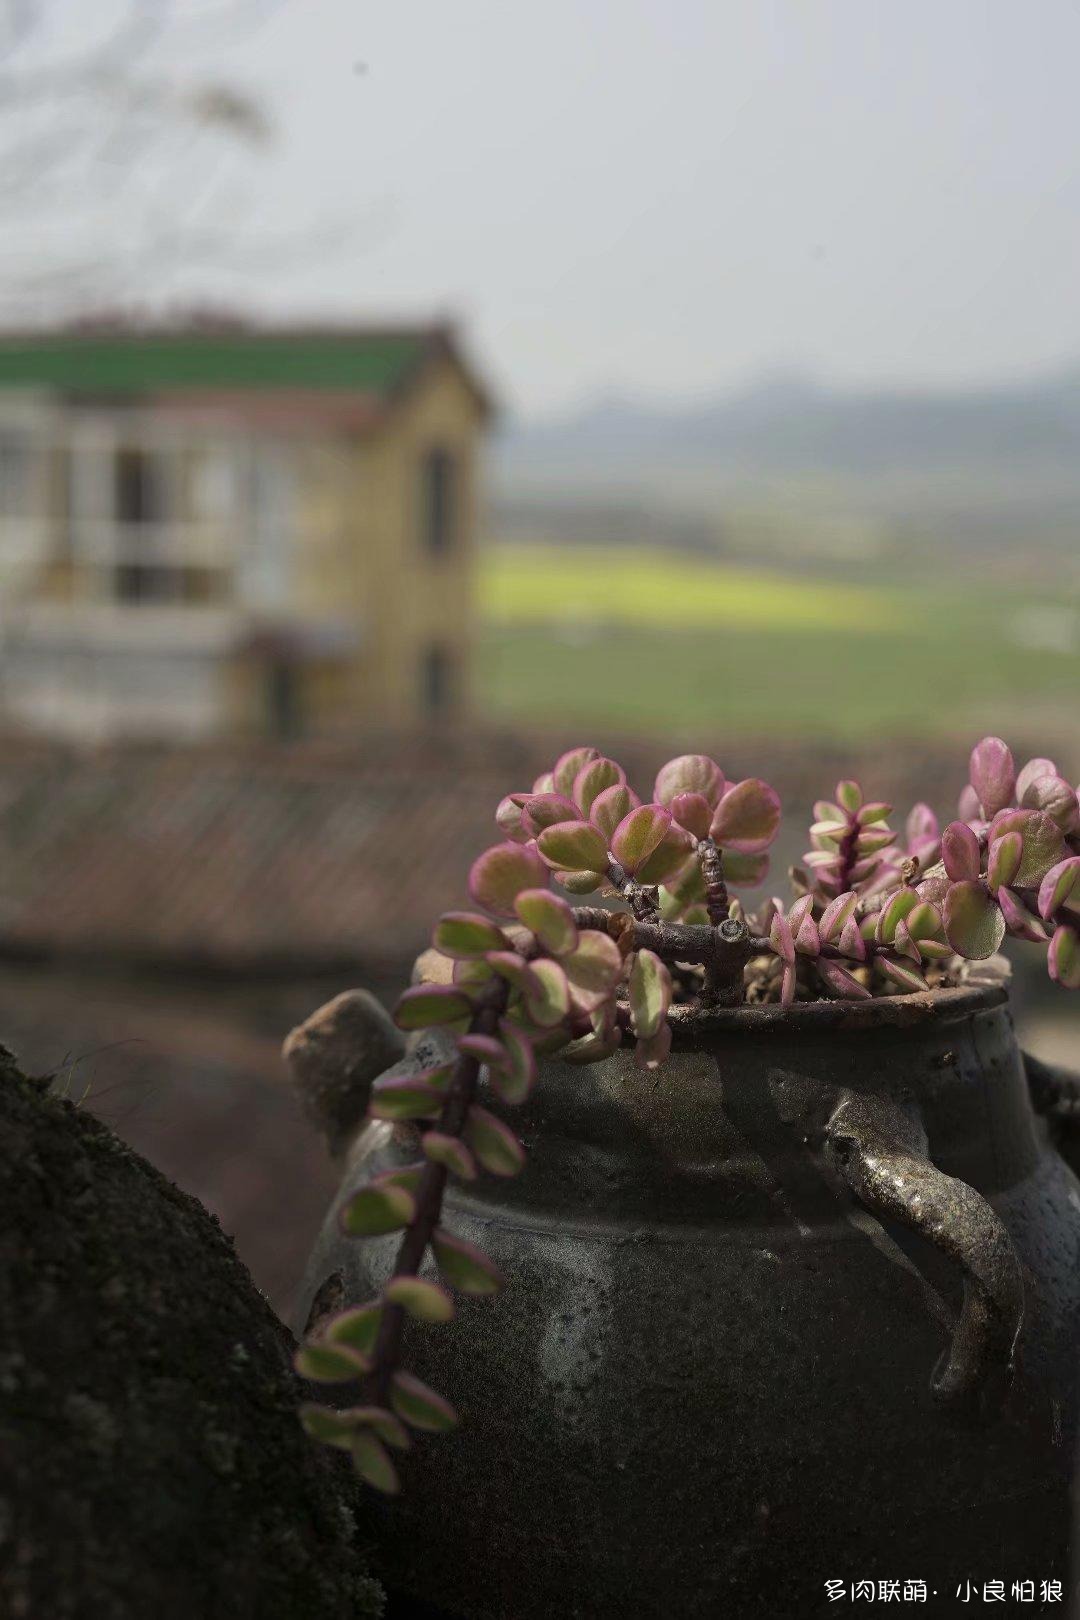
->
[0,329,433,396]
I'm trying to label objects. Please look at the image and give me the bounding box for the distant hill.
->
[490,364,1080,560]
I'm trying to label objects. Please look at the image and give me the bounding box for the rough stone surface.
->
[0,1046,384,1620]
[284,989,405,1155]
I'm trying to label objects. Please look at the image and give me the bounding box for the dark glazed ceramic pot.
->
[295,985,1080,1619]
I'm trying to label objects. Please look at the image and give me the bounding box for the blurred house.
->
[0,322,491,740]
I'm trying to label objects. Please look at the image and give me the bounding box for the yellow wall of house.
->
[290,356,481,731]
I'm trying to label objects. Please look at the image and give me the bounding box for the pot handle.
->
[1023,1049,1080,1138]
[824,1091,1024,1405]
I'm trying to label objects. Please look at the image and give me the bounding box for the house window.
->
[422,643,453,718]
[115,563,175,604]
[113,446,172,602]
[266,660,302,739]
[115,448,162,525]
[0,431,31,517]
[420,446,456,556]
[242,445,294,610]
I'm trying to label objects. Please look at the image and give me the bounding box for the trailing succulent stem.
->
[297,737,1080,1490]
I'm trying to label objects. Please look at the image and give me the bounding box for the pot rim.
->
[663,979,1008,1046]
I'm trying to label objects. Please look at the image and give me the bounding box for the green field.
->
[477,543,1080,742]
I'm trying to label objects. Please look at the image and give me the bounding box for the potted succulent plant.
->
[293,738,1080,1619]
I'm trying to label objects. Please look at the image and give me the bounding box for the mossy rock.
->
[0,1046,383,1620]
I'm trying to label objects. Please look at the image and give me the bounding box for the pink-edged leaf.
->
[532,770,555,794]
[634,1019,672,1072]
[891,919,921,961]
[779,962,797,1006]
[803,849,842,870]
[1048,925,1080,989]
[769,908,794,964]
[589,782,640,841]
[723,849,770,887]
[368,1077,446,1122]
[561,929,624,1011]
[339,1179,417,1235]
[1039,856,1080,921]
[393,984,473,1030]
[537,819,608,873]
[838,914,867,961]
[299,1399,393,1451]
[496,1019,538,1104]
[485,950,543,999]
[521,792,580,838]
[879,954,930,994]
[634,822,694,884]
[464,1105,527,1176]
[997,887,1047,943]
[906,900,944,941]
[669,791,712,839]
[817,959,871,1000]
[468,841,549,916]
[835,780,862,814]
[969,736,1016,817]
[1015,756,1057,799]
[324,1303,382,1356]
[431,1228,505,1294]
[552,746,599,798]
[390,1371,460,1433]
[856,825,895,855]
[572,756,625,815]
[986,830,1022,894]
[942,821,981,884]
[710,778,781,854]
[910,912,951,957]
[495,793,529,844]
[422,1130,479,1180]
[295,1341,371,1384]
[993,808,1067,887]
[810,819,849,847]
[819,891,859,942]
[432,912,508,959]
[524,957,571,1026]
[654,753,725,809]
[944,880,1006,959]
[957,783,982,823]
[788,894,814,929]
[554,869,606,894]
[383,1275,456,1322]
[628,949,672,1040]
[1019,771,1079,832]
[857,800,893,826]
[905,801,940,853]
[453,957,495,990]
[877,886,921,943]
[513,887,578,955]
[351,1430,401,1494]
[792,907,820,957]
[611,804,672,875]
[562,1028,622,1066]
[456,1032,508,1067]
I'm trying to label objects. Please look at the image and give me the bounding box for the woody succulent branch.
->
[297,737,1080,1493]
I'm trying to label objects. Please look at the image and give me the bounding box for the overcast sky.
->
[18,1,1080,416]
